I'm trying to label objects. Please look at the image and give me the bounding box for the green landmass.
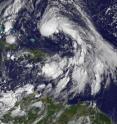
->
[0,39,48,61]
[0,26,113,124]
[0,39,17,50]
[0,94,113,124]
[28,49,48,59]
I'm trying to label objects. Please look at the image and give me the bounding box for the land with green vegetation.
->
[28,49,48,59]
[0,39,17,50]
[0,23,48,61]
[0,38,48,61]
[0,93,113,124]
[0,24,113,124]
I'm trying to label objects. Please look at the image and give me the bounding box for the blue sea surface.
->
[96,82,117,123]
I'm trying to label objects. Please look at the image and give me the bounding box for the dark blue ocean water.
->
[1,0,117,122]
[68,82,117,124]
[96,83,117,123]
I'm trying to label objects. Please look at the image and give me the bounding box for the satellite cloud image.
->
[0,0,117,124]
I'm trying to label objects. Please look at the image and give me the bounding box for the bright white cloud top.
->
[0,0,117,116]
[39,5,117,97]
